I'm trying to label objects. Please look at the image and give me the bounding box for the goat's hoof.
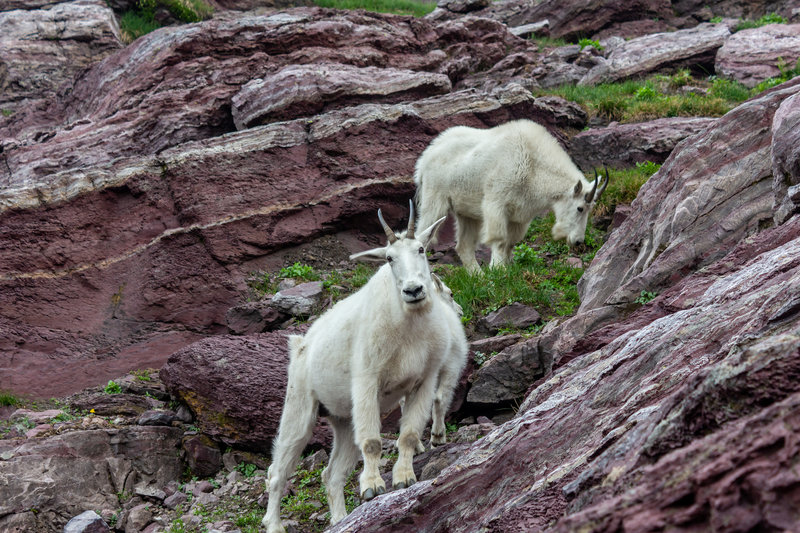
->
[361,486,385,501]
[393,479,415,490]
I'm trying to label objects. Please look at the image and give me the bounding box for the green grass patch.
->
[734,12,787,31]
[312,0,435,17]
[119,0,213,43]
[0,391,22,407]
[529,35,569,51]
[537,75,752,123]
[594,161,661,215]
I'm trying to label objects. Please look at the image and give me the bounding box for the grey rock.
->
[467,338,546,404]
[162,491,188,510]
[509,20,549,38]
[581,23,731,85]
[134,485,166,502]
[63,511,110,533]
[477,303,541,335]
[270,281,326,317]
[124,503,152,533]
[137,410,177,426]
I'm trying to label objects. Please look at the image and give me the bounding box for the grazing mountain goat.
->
[262,204,468,533]
[414,119,609,271]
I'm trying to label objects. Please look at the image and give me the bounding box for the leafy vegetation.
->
[235,462,258,478]
[312,0,436,17]
[119,0,213,43]
[578,38,603,51]
[635,290,658,305]
[104,380,122,394]
[0,391,21,407]
[279,262,320,281]
[734,12,787,32]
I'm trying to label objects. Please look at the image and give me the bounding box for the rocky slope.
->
[1,0,799,532]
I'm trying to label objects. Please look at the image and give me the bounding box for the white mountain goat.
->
[262,203,468,533]
[414,119,609,271]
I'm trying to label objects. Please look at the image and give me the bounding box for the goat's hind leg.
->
[430,360,461,447]
[323,416,360,525]
[262,383,317,533]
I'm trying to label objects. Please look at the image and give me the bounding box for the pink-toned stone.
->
[231,63,452,129]
[716,24,800,88]
[772,91,800,224]
[569,116,716,169]
[580,22,732,85]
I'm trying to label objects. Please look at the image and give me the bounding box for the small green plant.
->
[634,84,659,101]
[734,12,787,31]
[104,380,122,394]
[578,38,603,51]
[752,57,800,94]
[49,411,76,423]
[668,69,693,89]
[235,462,258,478]
[1,109,12,117]
[279,262,318,281]
[132,368,152,382]
[709,15,723,23]
[635,290,658,305]
[0,391,21,407]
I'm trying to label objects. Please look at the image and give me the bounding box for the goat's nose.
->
[403,285,424,299]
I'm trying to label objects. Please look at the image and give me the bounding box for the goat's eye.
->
[418,247,425,254]
[577,206,585,213]
[386,256,393,263]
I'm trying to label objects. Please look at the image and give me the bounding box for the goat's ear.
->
[417,216,447,247]
[349,247,387,263]
[573,180,583,197]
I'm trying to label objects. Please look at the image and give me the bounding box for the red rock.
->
[716,24,800,88]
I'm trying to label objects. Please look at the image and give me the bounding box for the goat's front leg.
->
[393,378,436,490]
[352,376,385,501]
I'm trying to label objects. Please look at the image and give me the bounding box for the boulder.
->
[466,338,547,405]
[716,24,800,87]
[476,303,541,335]
[580,23,732,85]
[231,64,452,129]
[270,281,326,317]
[772,91,800,224]
[0,0,122,112]
[63,511,110,533]
[0,427,182,531]
[226,299,289,335]
[160,330,332,451]
[569,117,716,169]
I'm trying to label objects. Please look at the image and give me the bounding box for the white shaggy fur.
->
[414,119,608,271]
[262,207,468,533]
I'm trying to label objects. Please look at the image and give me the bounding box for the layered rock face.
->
[0,7,579,397]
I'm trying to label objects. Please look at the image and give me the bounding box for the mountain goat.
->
[414,119,609,271]
[262,203,468,533]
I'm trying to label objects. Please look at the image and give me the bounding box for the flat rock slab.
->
[772,91,800,224]
[580,22,731,85]
[232,64,452,130]
[569,116,716,169]
[716,24,800,88]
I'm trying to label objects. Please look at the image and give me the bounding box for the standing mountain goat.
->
[414,119,609,271]
[262,203,468,533]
